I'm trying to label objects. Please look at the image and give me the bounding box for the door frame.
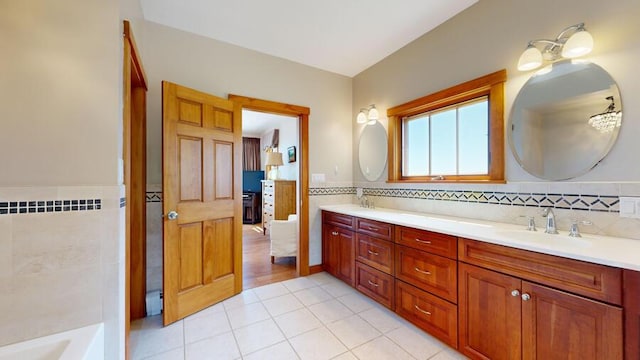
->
[123,20,147,359]
[228,95,310,276]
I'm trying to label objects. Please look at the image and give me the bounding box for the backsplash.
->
[0,199,102,215]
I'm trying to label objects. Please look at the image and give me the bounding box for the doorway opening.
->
[230,94,311,285]
[241,110,299,289]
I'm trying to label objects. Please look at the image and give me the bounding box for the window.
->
[388,70,506,183]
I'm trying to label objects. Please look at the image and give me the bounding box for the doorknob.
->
[167,211,178,220]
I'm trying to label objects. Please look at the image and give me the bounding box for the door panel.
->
[163,81,242,325]
[459,263,522,360]
[521,281,623,360]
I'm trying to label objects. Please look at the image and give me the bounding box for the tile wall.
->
[0,185,125,359]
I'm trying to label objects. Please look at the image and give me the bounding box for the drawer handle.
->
[331,231,339,236]
[367,226,379,231]
[414,267,431,275]
[367,250,379,256]
[367,280,379,287]
[415,238,431,244]
[414,305,431,316]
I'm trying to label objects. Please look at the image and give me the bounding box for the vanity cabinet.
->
[458,238,623,360]
[394,226,459,348]
[322,212,356,286]
[354,218,395,309]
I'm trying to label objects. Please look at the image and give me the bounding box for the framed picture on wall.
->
[287,146,296,163]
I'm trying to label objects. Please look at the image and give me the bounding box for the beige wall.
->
[353,0,640,183]
[141,21,353,186]
[0,0,146,357]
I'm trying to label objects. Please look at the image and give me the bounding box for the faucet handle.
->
[518,215,537,231]
[568,219,593,238]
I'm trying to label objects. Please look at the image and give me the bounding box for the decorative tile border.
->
[0,199,102,215]
[120,197,126,208]
[360,188,619,213]
[308,186,619,213]
[141,187,620,213]
[308,187,356,196]
[146,191,162,203]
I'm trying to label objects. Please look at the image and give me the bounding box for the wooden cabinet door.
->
[521,281,623,360]
[336,227,355,286]
[323,224,355,286]
[459,263,522,360]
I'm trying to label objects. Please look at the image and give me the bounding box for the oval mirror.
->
[358,122,388,181]
[509,61,622,180]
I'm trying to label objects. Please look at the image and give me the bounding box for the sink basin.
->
[495,229,592,248]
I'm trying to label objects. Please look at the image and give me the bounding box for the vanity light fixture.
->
[588,96,621,133]
[356,104,379,125]
[517,23,593,71]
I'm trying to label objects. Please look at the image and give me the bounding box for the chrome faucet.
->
[541,208,558,234]
[360,195,369,208]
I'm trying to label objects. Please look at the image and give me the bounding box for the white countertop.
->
[319,204,640,271]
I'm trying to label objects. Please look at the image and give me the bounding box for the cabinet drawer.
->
[396,280,457,349]
[396,245,457,303]
[396,226,457,259]
[356,262,394,309]
[356,218,393,241]
[323,211,354,229]
[356,234,393,274]
[459,238,622,305]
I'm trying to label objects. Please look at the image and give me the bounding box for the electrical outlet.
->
[619,196,640,218]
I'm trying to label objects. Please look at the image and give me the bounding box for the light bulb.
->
[367,105,379,120]
[562,29,593,58]
[356,110,367,124]
[517,45,543,71]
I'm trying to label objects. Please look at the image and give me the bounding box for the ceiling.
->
[140,0,478,77]
[242,110,297,136]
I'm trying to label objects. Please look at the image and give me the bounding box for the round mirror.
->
[509,61,622,180]
[358,122,388,181]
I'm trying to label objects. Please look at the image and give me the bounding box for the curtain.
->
[243,137,261,171]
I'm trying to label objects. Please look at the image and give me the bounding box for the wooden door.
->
[521,281,623,360]
[459,263,522,360]
[162,81,242,325]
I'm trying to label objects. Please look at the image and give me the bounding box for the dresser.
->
[261,180,296,234]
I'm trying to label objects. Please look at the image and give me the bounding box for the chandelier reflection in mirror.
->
[588,96,621,133]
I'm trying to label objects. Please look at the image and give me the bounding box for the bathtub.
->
[0,323,104,360]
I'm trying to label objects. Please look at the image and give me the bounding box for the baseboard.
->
[309,264,324,274]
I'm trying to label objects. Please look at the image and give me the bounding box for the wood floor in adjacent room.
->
[242,224,296,289]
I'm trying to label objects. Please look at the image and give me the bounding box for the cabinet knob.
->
[331,231,339,236]
[521,293,531,301]
[511,289,520,297]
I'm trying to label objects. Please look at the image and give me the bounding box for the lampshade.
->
[265,152,284,166]
[518,45,543,71]
[356,110,367,124]
[561,29,593,58]
[367,105,379,121]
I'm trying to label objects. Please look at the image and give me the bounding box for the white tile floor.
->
[130,272,469,360]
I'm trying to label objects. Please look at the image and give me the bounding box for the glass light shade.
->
[562,30,593,58]
[356,110,367,124]
[367,119,377,126]
[518,46,543,71]
[367,106,379,120]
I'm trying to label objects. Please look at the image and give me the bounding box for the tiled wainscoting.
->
[0,185,126,359]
